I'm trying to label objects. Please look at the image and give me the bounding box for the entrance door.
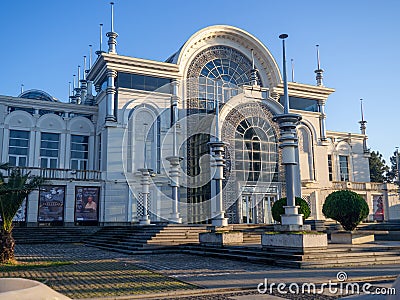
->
[242,195,254,224]
[263,196,276,224]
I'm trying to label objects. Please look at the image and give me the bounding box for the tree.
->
[368,151,389,183]
[271,197,311,223]
[386,151,399,184]
[322,190,369,231]
[0,167,45,263]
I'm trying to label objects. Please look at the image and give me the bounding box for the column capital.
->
[106,69,117,78]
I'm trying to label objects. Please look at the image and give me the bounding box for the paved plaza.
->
[0,243,399,299]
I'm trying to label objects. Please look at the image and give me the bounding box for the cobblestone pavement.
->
[3,243,399,300]
[1,243,198,299]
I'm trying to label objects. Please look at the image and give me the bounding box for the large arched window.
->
[234,117,278,183]
[188,46,261,112]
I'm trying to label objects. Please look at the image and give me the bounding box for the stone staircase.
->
[84,224,209,254]
[179,242,400,269]
[12,226,101,244]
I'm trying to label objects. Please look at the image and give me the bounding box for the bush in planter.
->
[271,197,311,223]
[322,190,369,231]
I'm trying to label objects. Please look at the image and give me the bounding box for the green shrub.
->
[271,197,311,223]
[322,190,369,231]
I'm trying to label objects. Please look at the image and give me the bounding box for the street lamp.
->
[272,34,304,230]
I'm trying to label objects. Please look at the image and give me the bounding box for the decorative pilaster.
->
[80,79,87,105]
[105,69,117,122]
[318,100,327,142]
[138,168,152,225]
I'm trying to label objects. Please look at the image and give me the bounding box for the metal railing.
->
[5,166,102,181]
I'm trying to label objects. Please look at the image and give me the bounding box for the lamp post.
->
[272,34,304,230]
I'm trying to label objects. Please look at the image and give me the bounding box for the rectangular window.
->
[71,135,89,170]
[328,154,333,181]
[40,132,60,168]
[9,130,30,167]
[98,134,102,170]
[339,155,349,182]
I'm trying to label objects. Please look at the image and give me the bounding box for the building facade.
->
[1,25,398,226]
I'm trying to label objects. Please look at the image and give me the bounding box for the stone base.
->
[330,232,375,244]
[262,232,328,253]
[199,231,243,246]
[139,218,151,225]
[169,214,182,224]
[274,224,311,232]
[211,217,228,227]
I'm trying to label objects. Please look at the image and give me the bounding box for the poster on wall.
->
[373,195,384,222]
[37,186,65,222]
[75,186,100,222]
[0,198,27,223]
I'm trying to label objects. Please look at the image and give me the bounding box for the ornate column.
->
[166,80,182,223]
[138,168,152,225]
[106,69,117,122]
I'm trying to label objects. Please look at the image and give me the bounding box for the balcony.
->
[332,181,385,191]
[5,167,102,182]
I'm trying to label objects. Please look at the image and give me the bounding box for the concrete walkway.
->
[1,243,399,299]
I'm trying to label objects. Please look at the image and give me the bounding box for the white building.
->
[1,25,398,226]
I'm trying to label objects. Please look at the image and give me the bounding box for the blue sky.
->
[1,0,399,162]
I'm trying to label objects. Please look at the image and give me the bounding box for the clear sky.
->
[1,0,399,162]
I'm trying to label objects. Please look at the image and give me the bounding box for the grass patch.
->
[0,261,73,272]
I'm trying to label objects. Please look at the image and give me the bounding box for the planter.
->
[0,278,71,300]
[262,232,327,253]
[199,231,243,246]
[330,231,374,244]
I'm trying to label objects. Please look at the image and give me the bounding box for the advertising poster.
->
[75,186,100,222]
[373,195,384,222]
[0,198,26,223]
[13,198,27,222]
[37,186,65,222]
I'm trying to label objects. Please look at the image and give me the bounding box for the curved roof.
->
[18,89,59,102]
[166,25,282,89]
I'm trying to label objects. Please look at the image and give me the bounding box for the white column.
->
[106,70,117,122]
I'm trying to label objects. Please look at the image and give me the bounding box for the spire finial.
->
[89,45,93,68]
[20,84,24,94]
[68,81,71,97]
[291,58,295,82]
[106,2,118,54]
[314,44,324,86]
[73,74,76,90]
[77,65,81,85]
[250,49,259,86]
[359,98,369,153]
[110,2,114,32]
[95,24,104,55]
[83,56,87,79]
[360,98,365,122]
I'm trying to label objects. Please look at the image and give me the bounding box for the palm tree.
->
[0,166,45,263]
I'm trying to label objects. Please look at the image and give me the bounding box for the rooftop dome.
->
[18,89,59,102]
